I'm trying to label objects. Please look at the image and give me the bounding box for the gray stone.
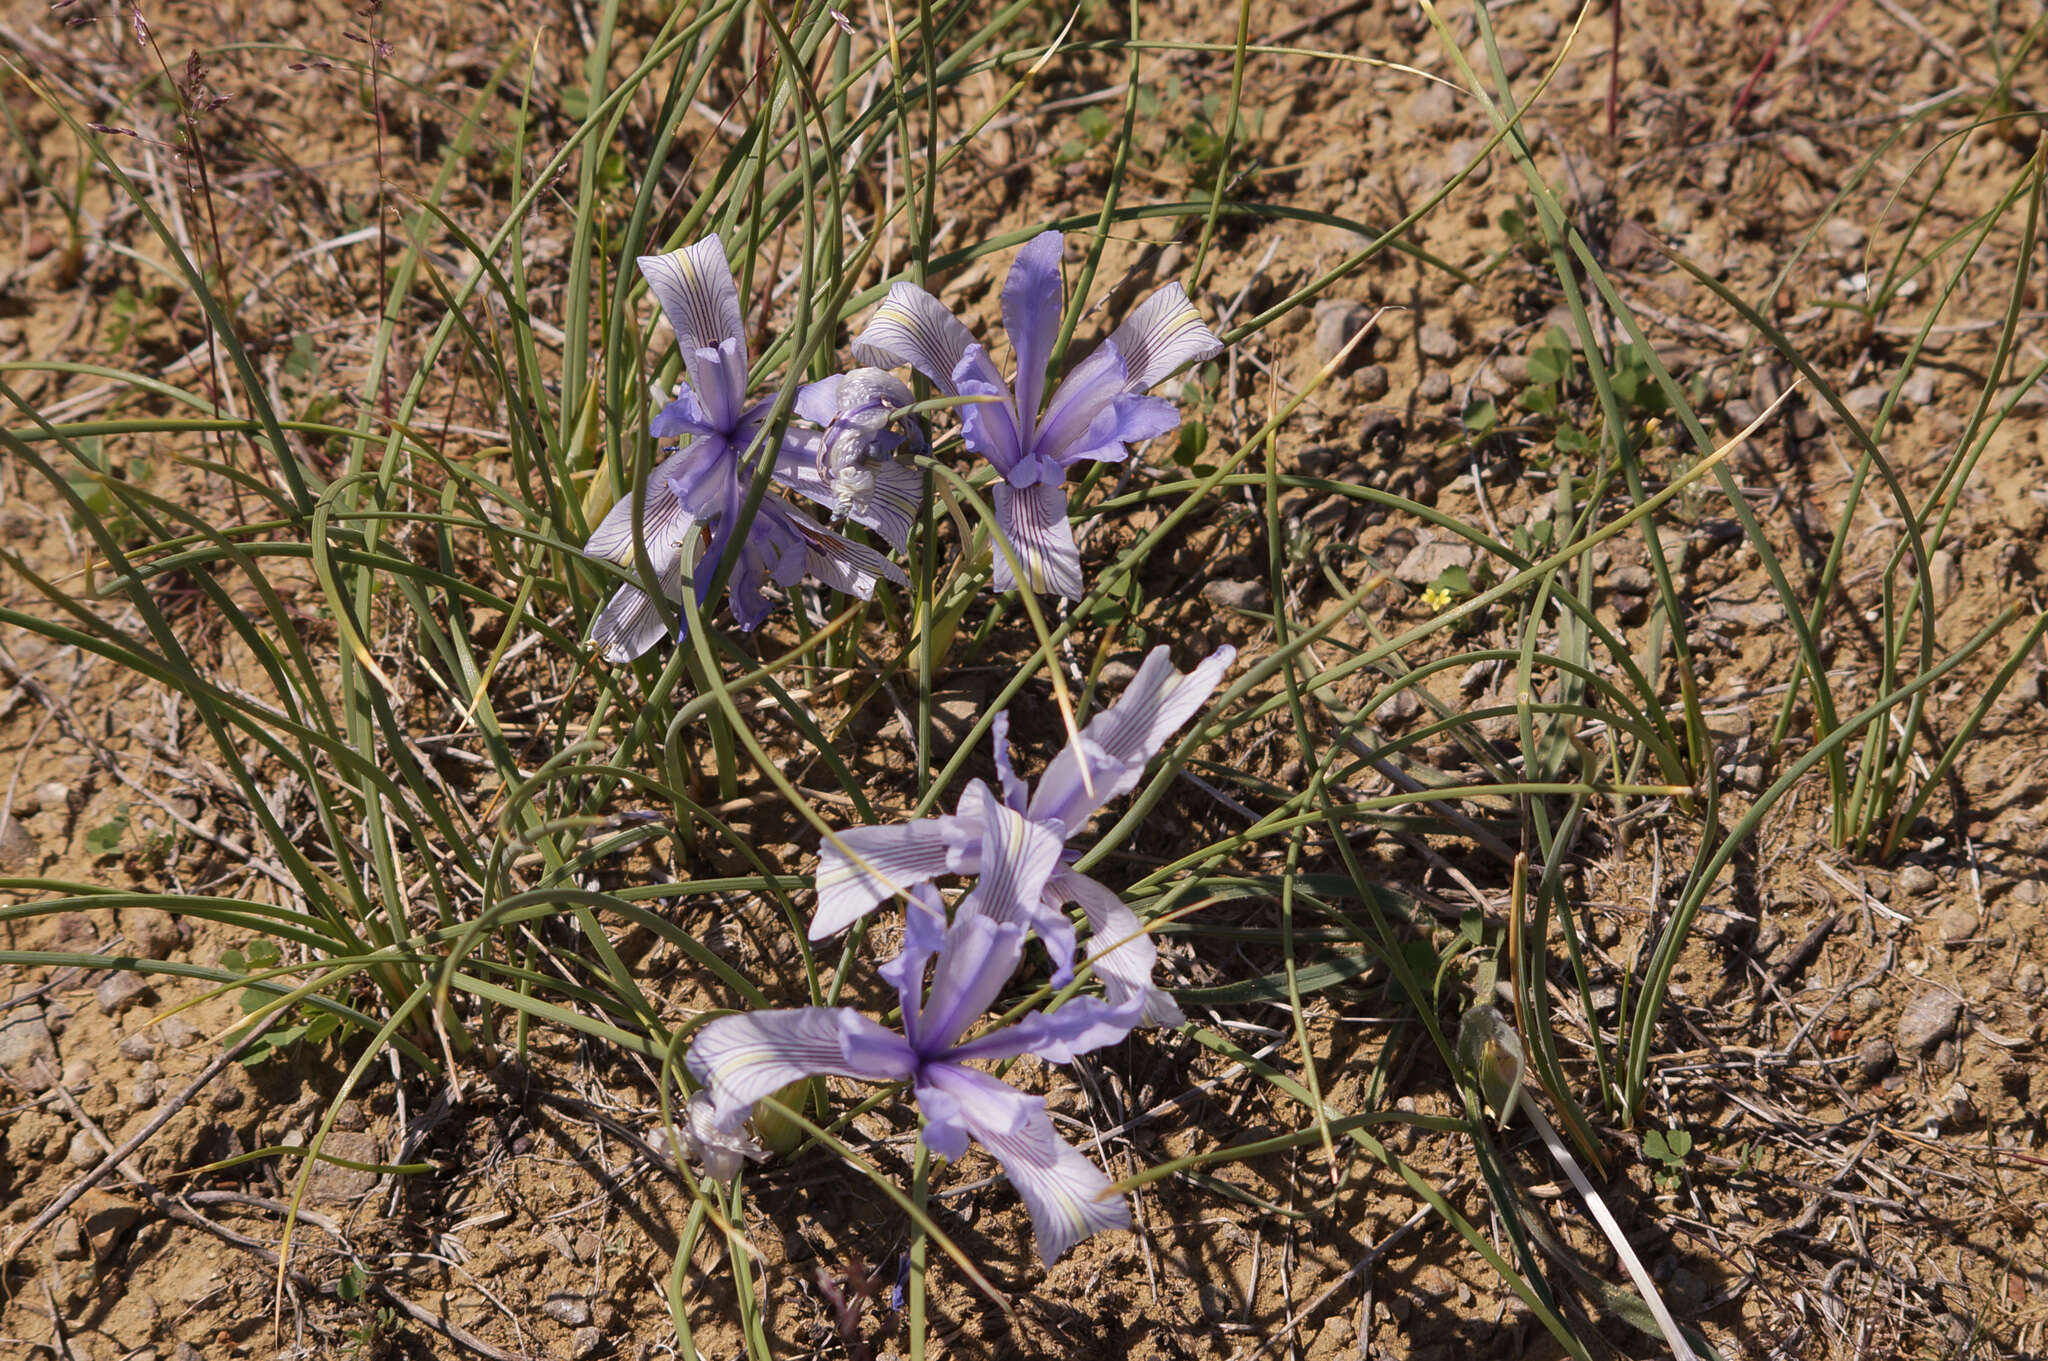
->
[1378,688,1423,728]
[1934,906,1977,945]
[1393,538,1476,587]
[68,1128,102,1167]
[1312,301,1376,371]
[1897,989,1962,1054]
[0,1006,56,1086]
[1201,579,1270,612]
[890,689,983,751]
[120,908,181,960]
[97,971,152,1016]
[1418,370,1451,403]
[1857,1036,1895,1081]
[544,1294,592,1327]
[1416,321,1460,362]
[307,1131,382,1204]
[118,1031,157,1061]
[1898,864,1939,897]
[157,1014,198,1048]
[1406,83,1459,133]
[1928,549,1961,607]
[1900,371,1935,408]
[1849,987,1883,1022]
[0,816,38,872]
[1353,363,1390,401]
[2016,960,2044,997]
[571,1326,606,1359]
[1823,218,1865,256]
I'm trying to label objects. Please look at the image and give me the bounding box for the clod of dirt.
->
[1857,1036,1896,1081]
[1354,364,1391,401]
[1312,300,1376,371]
[97,971,152,1015]
[1416,321,1460,363]
[1394,537,1476,587]
[545,1294,593,1326]
[1201,579,1270,612]
[1897,989,1962,1054]
[1897,864,1940,896]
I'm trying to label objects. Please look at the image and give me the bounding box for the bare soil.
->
[4,1,2047,1358]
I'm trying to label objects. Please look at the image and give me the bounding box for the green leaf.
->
[84,810,130,857]
[1461,398,1498,434]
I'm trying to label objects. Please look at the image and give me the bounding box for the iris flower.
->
[811,644,1235,1026]
[777,366,927,554]
[687,896,1140,1264]
[851,230,1222,599]
[584,237,912,661]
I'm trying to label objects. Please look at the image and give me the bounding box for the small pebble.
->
[97,971,152,1016]
[119,908,181,960]
[544,1294,592,1327]
[1201,579,1270,612]
[211,1084,244,1112]
[1934,906,1976,945]
[1848,987,1883,1022]
[157,1015,199,1048]
[117,1031,157,1061]
[1417,321,1460,362]
[1312,300,1376,371]
[571,1325,606,1359]
[1856,1036,1895,1081]
[1418,370,1452,403]
[68,1128,102,1167]
[2016,960,2045,998]
[1897,989,1961,1053]
[1897,864,1939,897]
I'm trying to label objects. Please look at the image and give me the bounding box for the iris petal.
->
[812,818,964,940]
[1104,281,1224,394]
[1002,230,1065,449]
[686,1007,914,1132]
[639,238,750,394]
[928,1064,1129,1266]
[1027,644,1236,832]
[989,482,1083,600]
[852,282,977,395]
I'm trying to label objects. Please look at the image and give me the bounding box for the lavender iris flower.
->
[811,644,1235,1027]
[583,237,911,661]
[687,895,1140,1264]
[851,230,1222,599]
[775,366,927,553]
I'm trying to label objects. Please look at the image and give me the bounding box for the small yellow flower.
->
[1421,585,1454,612]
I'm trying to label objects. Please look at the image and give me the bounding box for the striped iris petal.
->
[851,282,977,396]
[989,482,1083,601]
[1104,281,1225,394]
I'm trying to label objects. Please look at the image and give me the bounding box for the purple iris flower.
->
[811,644,1235,1027]
[583,237,912,662]
[687,894,1140,1265]
[776,366,927,554]
[851,230,1222,599]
